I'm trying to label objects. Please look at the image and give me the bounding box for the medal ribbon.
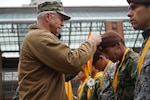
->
[113,48,129,92]
[82,64,90,78]
[138,37,150,75]
[100,60,112,89]
[79,33,95,100]
[65,81,74,100]
[87,33,93,76]
[78,76,90,100]
[87,72,103,100]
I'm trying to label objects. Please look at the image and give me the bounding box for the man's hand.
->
[89,33,102,45]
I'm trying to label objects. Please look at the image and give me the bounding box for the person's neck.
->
[120,46,127,60]
[92,70,99,78]
[38,21,51,32]
[105,59,109,66]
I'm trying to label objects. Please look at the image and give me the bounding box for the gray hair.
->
[37,11,57,22]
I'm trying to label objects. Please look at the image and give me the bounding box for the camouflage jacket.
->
[12,86,19,100]
[98,62,116,100]
[79,72,102,100]
[116,49,139,100]
[91,73,103,100]
[78,79,89,100]
[134,29,150,100]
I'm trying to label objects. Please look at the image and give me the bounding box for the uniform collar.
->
[142,28,150,39]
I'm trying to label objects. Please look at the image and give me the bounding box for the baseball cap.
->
[37,1,71,20]
[98,30,124,51]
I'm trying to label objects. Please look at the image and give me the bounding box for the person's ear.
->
[99,55,104,60]
[116,42,122,47]
[45,13,51,22]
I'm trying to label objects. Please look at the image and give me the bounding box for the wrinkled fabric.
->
[79,72,103,100]
[134,29,150,100]
[116,49,139,100]
[90,72,103,100]
[12,87,19,100]
[90,77,101,100]
[78,79,89,100]
[98,62,116,100]
[18,24,97,100]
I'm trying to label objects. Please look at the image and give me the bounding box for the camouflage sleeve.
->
[127,52,139,79]
[95,78,101,99]
[80,84,88,100]
[12,87,19,100]
[134,49,150,100]
[90,78,101,100]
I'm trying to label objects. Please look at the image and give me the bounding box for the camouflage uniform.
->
[98,62,116,100]
[116,49,139,100]
[12,87,19,100]
[79,72,102,100]
[91,73,103,100]
[78,80,89,100]
[134,29,150,100]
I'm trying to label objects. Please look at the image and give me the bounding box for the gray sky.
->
[0,0,128,7]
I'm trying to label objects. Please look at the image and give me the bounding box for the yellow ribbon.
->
[87,56,93,76]
[78,63,91,100]
[113,48,130,92]
[86,33,94,100]
[87,79,91,100]
[81,33,93,78]
[78,33,94,100]
[138,37,150,75]
[78,33,93,100]
[87,72,103,100]
[65,81,74,100]
[93,72,103,81]
[100,60,112,89]
[78,76,90,100]
[87,33,93,76]
[82,64,90,78]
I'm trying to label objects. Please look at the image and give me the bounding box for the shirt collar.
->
[142,28,150,39]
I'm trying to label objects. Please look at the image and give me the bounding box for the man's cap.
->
[37,1,71,20]
[98,30,123,51]
[127,0,150,4]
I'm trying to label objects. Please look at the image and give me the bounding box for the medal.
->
[87,77,95,90]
